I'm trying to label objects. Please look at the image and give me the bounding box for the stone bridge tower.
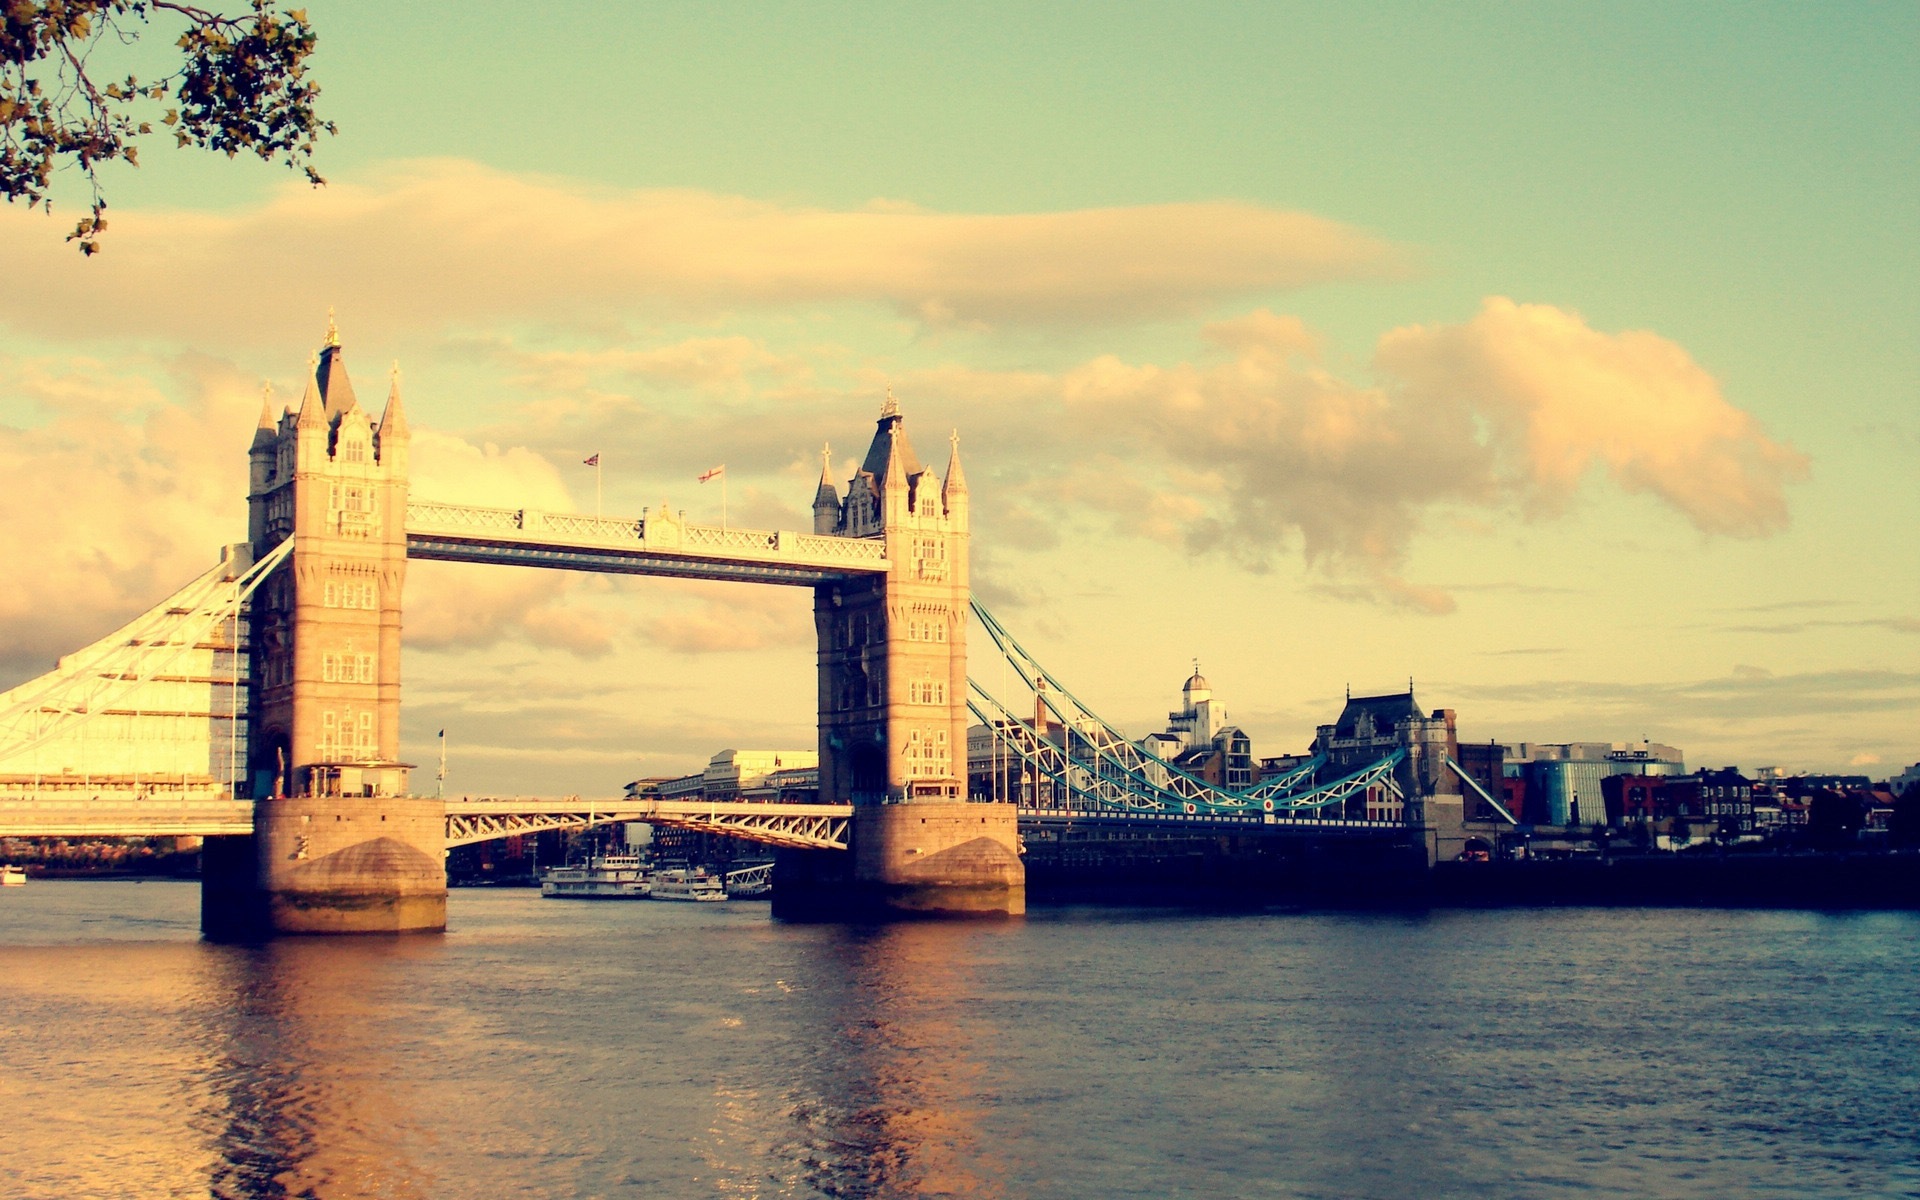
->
[790,395,1024,916]
[204,318,446,937]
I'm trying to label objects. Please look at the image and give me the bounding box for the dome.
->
[1183,663,1211,696]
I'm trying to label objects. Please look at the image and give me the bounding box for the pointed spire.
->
[813,442,837,502]
[251,382,277,449]
[295,352,325,430]
[882,422,908,494]
[858,389,922,497]
[941,427,969,498]
[378,360,411,442]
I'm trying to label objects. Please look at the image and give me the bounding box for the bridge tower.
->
[204,319,446,936]
[784,395,1024,916]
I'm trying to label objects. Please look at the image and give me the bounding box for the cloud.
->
[461,334,815,398]
[1433,667,1920,774]
[635,582,812,655]
[1377,297,1810,536]
[399,430,626,658]
[913,300,1808,610]
[402,563,618,659]
[0,158,1405,343]
[0,352,253,682]
[0,351,617,677]
[467,300,1807,615]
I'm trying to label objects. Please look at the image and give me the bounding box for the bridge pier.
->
[773,801,1024,919]
[202,798,446,937]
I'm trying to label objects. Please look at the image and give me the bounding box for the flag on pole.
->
[583,453,600,467]
[698,464,725,482]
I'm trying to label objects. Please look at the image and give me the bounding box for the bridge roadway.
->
[0,793,1406,849]
[0,793,857,850]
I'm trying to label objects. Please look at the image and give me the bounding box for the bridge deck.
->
[1,792,1407,845]
[405,502,888,585]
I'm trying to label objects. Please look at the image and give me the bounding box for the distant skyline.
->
[3,3,1915,791]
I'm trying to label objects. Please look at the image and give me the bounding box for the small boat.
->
[0,865,25,887]
[540,853,651,899]
[649,867,728,902]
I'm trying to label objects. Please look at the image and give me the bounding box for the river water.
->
[1,881,1915,1199]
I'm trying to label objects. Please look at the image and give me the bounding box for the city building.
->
[1663,768,1755,839]
[1454,743,1507,823]
[1502,741,1685,827]
[1313,688,1461,824]
[1139,666,1255,788]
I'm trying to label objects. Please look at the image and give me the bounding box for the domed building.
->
[1140,662,1255,789]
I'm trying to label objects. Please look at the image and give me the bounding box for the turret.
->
[811,443,840,534]
[250,383,278,452]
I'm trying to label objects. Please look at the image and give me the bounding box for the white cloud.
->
[0,352,252,680]
[0,159,1405,344]
[1376,297,1810,536]
[919,301,1807,611]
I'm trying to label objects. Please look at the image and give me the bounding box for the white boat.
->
[0,865,25,887]
[540,854,651,899]
[649,867,728,902]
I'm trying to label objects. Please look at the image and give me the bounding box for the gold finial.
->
[879,385,900,419]
[950,428,959,451]
[391,359,401,382]
[324,307,340,347]
[262,381,273,401]
[821,441,832,472]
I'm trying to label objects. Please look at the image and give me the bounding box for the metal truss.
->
[723,862,775,892]
[971,688,1409,823]
[443,798,851,850]
[1019,807,1407,833]
[0,539,292,765]
[968,599,1406,819]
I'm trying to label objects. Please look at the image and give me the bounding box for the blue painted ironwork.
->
[966,598,1409,824]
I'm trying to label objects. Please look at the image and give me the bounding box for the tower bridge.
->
[0,320,1465,935]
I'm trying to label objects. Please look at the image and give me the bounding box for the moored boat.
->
[649,867,728,902]
[0,865,25,887]
[540,853,651,899]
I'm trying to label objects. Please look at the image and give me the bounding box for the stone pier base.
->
[773,801,1024,919]
[202,796,447,938]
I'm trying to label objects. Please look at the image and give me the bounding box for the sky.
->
[3,2,1915,793]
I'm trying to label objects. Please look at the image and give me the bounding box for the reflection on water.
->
[198,941,437,1200]
[3,883,1919,1200]
[766,925,1008,1199]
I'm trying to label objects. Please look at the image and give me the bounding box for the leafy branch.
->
[1,0,334,253]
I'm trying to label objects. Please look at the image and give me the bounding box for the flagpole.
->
[596,456,603,519]
[722,469,727,529]
[437,729,447,800]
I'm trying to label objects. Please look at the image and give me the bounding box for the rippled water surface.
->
[2,882,1917,1199]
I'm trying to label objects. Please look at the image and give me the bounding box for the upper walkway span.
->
[405,501,888,586]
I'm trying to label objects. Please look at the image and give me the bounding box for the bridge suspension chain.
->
[0,538,294,764]
[967,598,1402,816]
